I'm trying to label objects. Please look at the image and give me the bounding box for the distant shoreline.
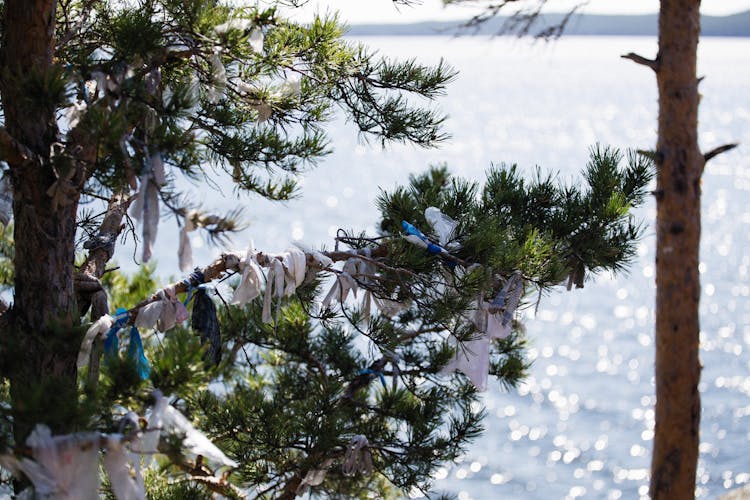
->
[347,11,750,38]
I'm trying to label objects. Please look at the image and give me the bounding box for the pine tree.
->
[0,1,652,498]
[623,1,736,497]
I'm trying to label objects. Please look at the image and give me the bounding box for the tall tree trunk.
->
[650,1,702,497]
[0,0,82,441]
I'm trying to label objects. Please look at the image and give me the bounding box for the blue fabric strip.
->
[127,326,151,380]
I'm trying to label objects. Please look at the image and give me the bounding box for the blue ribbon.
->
[358,369,387,388]
[402,220,456,267]
[402,220,427,241]
[127,326,151,380]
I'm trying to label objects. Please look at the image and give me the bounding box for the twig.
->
[703,143,738,164]
[621,52,659,72]
[173,471,247,499]
[0,127,35,166]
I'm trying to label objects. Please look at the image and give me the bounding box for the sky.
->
[281,0,750,24]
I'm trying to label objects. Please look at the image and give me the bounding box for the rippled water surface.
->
[136,36,750,499]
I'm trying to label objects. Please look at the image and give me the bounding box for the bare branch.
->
[703,143,738,164]
[449,0,585,39]
[172,471,247,499]
[621,52,659,72]
[79,193,134,276]
[0,127,35,165]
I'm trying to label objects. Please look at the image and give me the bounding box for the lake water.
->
[136,36,750,499]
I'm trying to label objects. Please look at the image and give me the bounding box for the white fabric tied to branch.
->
[134,287,188,332]
[208,51,227,103]
[249,29,264,53]
[279,74,302,97]
[354,250,377,321]
[296,458,334,495]
[62,100,87,130]
[306,248,333,269]
[0,174,12,226]
[131,151,166,262]
[229,245,308,319]
[261,258,285,323]
[158,287,189,332]
[282,247,307,294]
[442,273,524,391]
[178,210,198,272]
[321,257,360,307]
[77,314,114,369]
[320,252,406,319]
[135,298,163,330]
[256,248,307,323]
[231,244,263,306]
[214,19,263,53]
[214,18,252,34]
[442,336,491,391]
[1,425,101,499]
[0,393,237,500]
[147,392,238,468]
[103,435,145,500]
[341,435,373,477]
[371,295,409,317]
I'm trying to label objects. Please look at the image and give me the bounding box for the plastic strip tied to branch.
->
[441,336,491,391]
[442,272,524,391]
[127,326,151,380]
[147,392,238,468]
[100,308,150,380]
[341,435,373,477]
[0,425,101,499]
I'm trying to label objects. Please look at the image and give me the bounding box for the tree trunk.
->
[650,1,703,498]
[0,0,82,441]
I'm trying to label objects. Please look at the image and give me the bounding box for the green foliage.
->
[379,146,652,293]
[101,264,160,311]
[148,327,211,398]
[51,0,454,211]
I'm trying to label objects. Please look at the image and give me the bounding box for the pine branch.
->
[170,461,247,499]
[55,0,97,48]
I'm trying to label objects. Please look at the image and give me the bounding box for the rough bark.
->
[0,0,82,441]
[650,1,703,498]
